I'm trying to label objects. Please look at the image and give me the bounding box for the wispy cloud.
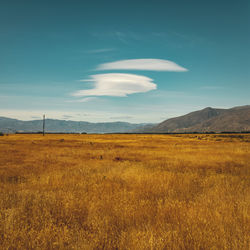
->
[200,86,223,90]
[31,116,41,119]
[85,48,116,54]
[97,59,188,72]
[66,97,97,103]
[62,115,74,119]
[91,31,133,44]
[109,116,133,120]
[72,73,157,97]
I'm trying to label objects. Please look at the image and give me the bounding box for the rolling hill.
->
[147,105,250,133]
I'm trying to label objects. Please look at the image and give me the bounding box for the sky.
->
[0,0,249,123]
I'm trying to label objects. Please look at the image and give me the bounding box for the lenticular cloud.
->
[97,59,188,72]
[72,73,157,97]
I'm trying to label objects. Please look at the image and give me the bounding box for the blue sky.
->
[0,0,249,122]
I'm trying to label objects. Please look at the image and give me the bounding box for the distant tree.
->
[0,132,4,136]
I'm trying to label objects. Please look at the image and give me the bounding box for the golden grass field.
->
[0,133,249,249]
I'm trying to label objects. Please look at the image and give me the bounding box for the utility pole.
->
[43,114,45,136]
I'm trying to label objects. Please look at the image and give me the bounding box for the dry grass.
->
[0,134,249,249]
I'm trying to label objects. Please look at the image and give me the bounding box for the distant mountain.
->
[142,105,250,133]
[1,105,249,134]
[0,117,152,134]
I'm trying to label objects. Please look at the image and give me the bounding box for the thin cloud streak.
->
[200,86,224,90]
[85,48,116,54]
[66,97,97,103]
[109,116,134,120]
[97,59,188,72]
[72,73,157,97]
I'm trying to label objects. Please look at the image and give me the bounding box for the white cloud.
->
[72,73,157,97]
[97,59,188,72]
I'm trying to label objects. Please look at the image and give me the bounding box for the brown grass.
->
[0,134,249,249]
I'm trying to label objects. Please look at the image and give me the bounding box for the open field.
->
[0,134,249,249]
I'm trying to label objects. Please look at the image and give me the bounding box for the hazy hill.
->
[147,105,250,133]
[0,117,152,134]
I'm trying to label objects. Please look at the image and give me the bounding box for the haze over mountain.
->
[0,117,151,134]
[144,105,250,133]
[0,105,249,134]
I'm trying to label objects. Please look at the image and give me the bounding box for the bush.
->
[0,132,4,136]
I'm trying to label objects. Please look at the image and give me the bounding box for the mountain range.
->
[142,105,250,133]
[0,105,249,134]
[0,117,151,134]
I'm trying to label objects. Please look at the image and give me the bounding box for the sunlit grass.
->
[0,134,249,249]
